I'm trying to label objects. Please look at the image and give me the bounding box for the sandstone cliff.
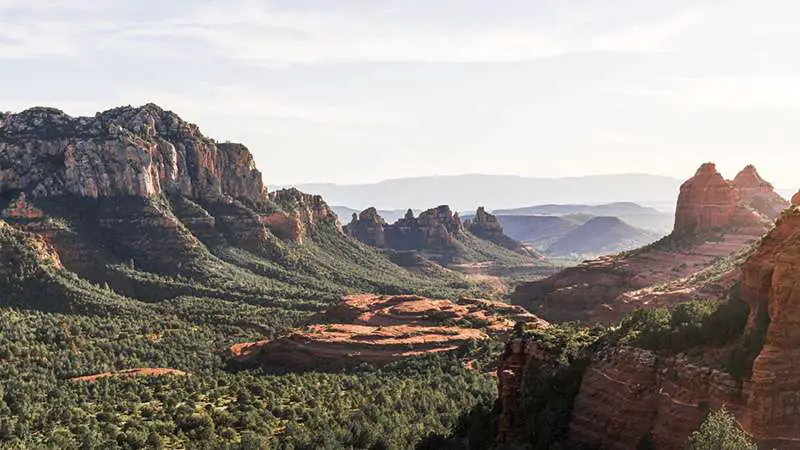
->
[738,204,800,447]
[0,104,266,205]
[565,205,800,449]
[512,163,779,324]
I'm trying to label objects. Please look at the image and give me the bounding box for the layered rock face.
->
[673,163,764,235]
[0,105,265,204]
[739,205,800,447]
[732,165,789,219]
[565,347,745,450]
[512,163,778,324]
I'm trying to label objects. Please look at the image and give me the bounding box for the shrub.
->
[686,407,755,450]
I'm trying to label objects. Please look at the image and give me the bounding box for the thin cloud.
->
[0,0,706,63]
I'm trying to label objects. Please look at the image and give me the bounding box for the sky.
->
[1,0,799,189]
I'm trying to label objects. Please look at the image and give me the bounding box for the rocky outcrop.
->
[465,207,536,256]
[345,205,542,268]
[265,188,342,242]
[465,207,503,237]
[673,163,764,235]
[0,104,266,205]
[346,205,462,252]
[732,165,789,219]
[512,163,777,324]
[346,207,386,247]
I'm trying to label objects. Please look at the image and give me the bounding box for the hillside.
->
[0,104,510,448]
[546,216,661,256]
[486,214,582,247]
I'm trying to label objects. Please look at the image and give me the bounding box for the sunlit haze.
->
[2,0,799,189]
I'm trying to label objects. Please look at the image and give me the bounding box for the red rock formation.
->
[512,162,773,324]
[345,207,386,247]
[792,190,800,207]
[229,294,546,370]
[674,163,763,235]
[567,347,746,450]
[346,205,460,253]
[0,105,344,279]
[267,188,342,241]
[732,165,789,219]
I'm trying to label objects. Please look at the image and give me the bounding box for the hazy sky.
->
[1,0,799,189]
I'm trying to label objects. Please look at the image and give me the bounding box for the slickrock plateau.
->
[512,162,780,324]
[228,294,547,370]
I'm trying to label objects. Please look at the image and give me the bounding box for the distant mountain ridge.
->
[279,174,685,212]
[493,202,674,233]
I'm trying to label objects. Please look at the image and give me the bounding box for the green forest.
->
[0,194,507,449]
